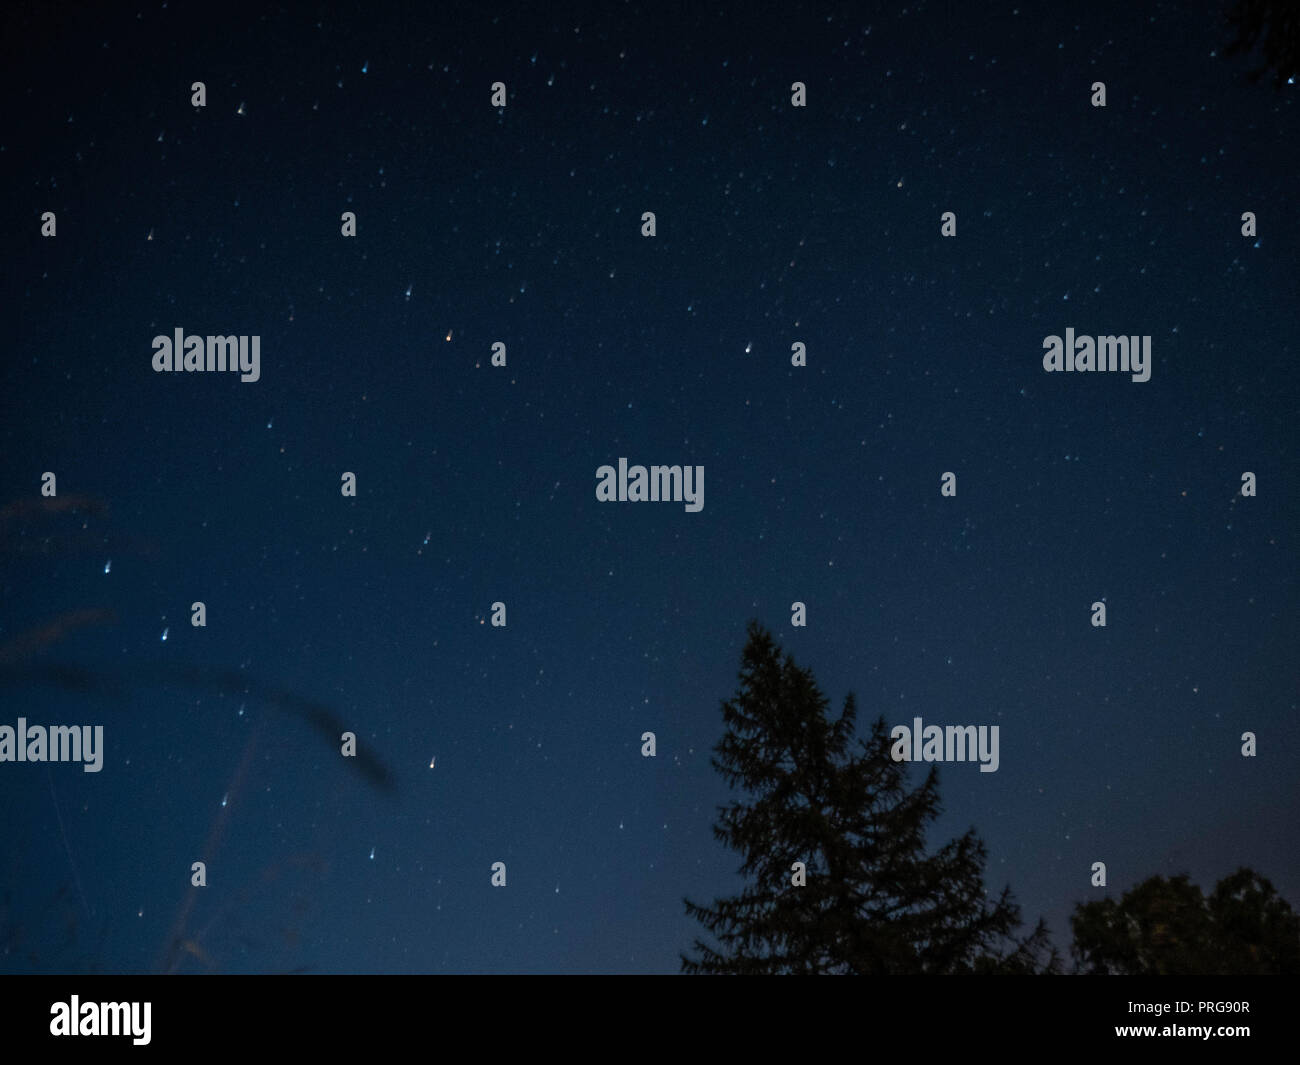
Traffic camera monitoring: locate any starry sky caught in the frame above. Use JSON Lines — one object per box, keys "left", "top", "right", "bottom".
{"left": 1, "top": 1, "right": 1296, "bottom": 974}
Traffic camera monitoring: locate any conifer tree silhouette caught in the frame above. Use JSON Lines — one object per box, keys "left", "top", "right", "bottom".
{"left": 683, "top": 621, "right": 1057, "bottom": 974}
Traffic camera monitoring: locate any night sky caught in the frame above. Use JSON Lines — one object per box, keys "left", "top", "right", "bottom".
{"left": 2, "top": 1, "right": 1296, "bottom": 975}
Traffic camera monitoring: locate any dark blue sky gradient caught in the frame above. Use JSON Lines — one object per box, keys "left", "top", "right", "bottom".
{"left": 2, "top": 1, "right": 1296, "bottom": 973}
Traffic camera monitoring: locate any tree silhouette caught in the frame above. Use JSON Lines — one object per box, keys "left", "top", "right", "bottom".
{"left": 1072, "top": 867, "right": 1300, "bottom": 974}
{"left": 683, "top": 621, "right": 1057, "bottom": 974}
{"left": 1224, "top": 0, "right": 1300, "bottom": 89}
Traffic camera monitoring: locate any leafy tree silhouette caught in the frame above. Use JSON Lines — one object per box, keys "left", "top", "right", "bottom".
{"left": 1071, "top": 868, "right": 1300, "bottom": 974}
{"left": 683, "top": 621, "right": 1057, "bottom": 974}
